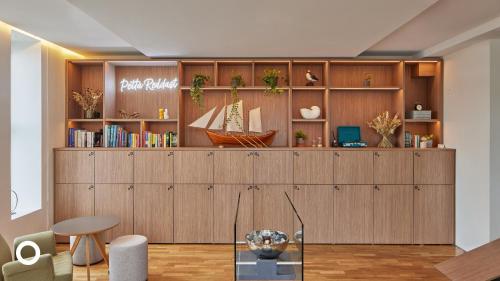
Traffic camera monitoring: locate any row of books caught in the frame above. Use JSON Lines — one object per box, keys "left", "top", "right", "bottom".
{"left": 143, "top": 131, "right": 177, "bottom": 148}
{"left": 68, "top": 128, "right": 102, "bottom": 148}
{"left": 103, "top": 125, "right": 177, "bottom": 148}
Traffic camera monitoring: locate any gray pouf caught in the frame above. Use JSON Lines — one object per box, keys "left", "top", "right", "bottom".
{"left": 109, "top": 235, "right": 148, "bottom": 281}
{"left": 70, "top": 234, "right": 103, "bottom": 265}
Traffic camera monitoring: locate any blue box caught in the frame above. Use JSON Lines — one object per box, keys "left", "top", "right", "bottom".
{"left": 337, "top": 126, "right": 361, "bottom": 145}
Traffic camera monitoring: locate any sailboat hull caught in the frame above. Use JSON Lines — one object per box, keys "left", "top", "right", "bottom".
{"left": 206, "top": 130, "right": 277, "bottom": 147}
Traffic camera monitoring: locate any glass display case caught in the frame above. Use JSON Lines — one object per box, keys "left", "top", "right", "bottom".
{"left": 234, "top": 191, "right": 304, "bottom": 280}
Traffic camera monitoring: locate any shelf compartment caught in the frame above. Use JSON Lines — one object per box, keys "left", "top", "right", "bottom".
{"left": 292, "top": 119, "right": 326, "bottom": 122}
{"left": 291, "top": 89, "right": 326, "bottom": 119}
{"left": 292, "top": 122, "right": 327, "bottom": 147}
{"left": 67, "top": 61, "right": 104, "bottom": 119}
{"left": 254, "top": 61, "right": 290, "bottom": 87}
{"left": 292, "top": 61, "right": 326, "bottom": 87}
{"left": 68, "top": 119, "right": 103, "bottom": 122}
{"left": 181, "top": 86, "right": 289, "bottom": 91}
{"left": 216, "top": 61, "right": 253, "bottom": 87}
{"left": 292, "top": 87, "right": 326, "bottom": 90}
{"left": 330, "top": 87, "right": 401, "bottom": 91}
{"left": 329, "top": 61, "right": 403, "bottom": 89}
{"left": 180, "top": 61, "right": 215, "bottom": 87}
{"left": 405, "top": 122, "right": 441, "bottom": 147}
{"left": 405, "top": 119, "right": 440, "bottom": 123}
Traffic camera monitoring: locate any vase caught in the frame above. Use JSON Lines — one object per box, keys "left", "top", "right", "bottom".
{"left": 296, "top": 138, "right": 305, "bottom": 147}
{"left": 84, "top": 109, "right": 95, "bottom": 119}
{"left": 378, "top": 134, "right": 393, "bottom": 148}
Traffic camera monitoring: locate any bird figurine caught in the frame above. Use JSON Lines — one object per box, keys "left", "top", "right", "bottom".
{"left": 305, "top": 70, "right": 319, "bottom": 86}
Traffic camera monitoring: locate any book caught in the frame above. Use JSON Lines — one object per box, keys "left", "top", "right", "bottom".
{"left": 68, "top": 128, "right": 100, "bottom": 148}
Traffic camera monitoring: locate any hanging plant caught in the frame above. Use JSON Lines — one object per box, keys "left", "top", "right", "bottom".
{"left": 190, "top": 74, "right": 210, "bottom": 108}
{"left": 262, "top": 69, "right": 285, "bottom": 95}
{"left": 227, "top": 74, "right": 246, "bottom": 131}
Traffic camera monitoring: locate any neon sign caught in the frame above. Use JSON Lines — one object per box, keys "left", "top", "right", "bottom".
{"left": 120, "top": 78, "right": 179, "bottom": 92}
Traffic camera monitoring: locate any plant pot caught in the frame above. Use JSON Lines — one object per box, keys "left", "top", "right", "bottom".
{"left": 84, "top": 110, "right": 95, "bottom": 119}
{"left": 296, "top": 138, "right": 305, "bottom": 147}
{"left": 377, "top": 134, "right": 393, "bottom": 148}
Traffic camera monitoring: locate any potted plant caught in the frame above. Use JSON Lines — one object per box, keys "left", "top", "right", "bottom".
{"left": 295, "top": 130, "right": 307, "bottom": 147}
{"left": 262, "top": 69, "right": 285, "bottom": 95}
{"left": 72, "top": 88, "right": 103, "bottom": 119}
{"left": 367, "top": 111, "right": 402, "bottom": 148}
{"left": 190, "top": 74, "right": 210, "bottom": 108}
{"left": 227, "top": 74, "right": 246, "bottom": 131}
{"left": 421, "top": 134, "right": 434, "bottom": 148}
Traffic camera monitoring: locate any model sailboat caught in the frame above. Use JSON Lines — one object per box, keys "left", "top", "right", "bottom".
{"left": 189, "top": 101, "right": 276, "bottom": 147}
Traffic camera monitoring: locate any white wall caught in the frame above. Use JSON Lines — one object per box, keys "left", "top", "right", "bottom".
{"left": 444, "top": 39, "right": 500, "bottom": 250}
{"left": 0, "top": 21, "right": 75, "bottom": 249}
{"left": 490, "top": 40, "right": 500, "bottom": 240}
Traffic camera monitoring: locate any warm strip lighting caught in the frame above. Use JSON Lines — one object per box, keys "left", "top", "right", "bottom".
{"left": 405, "top": 60, "right": 439, "bottom": 63}
{"left": 331, "top": 60, "right": 401, "bottom": 64}
{"left": 0, "top": 20, "right": 84, "bottom": 58}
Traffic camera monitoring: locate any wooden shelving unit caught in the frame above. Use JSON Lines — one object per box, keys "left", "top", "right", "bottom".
{"left": 66, "top": 58, "right": 443, "bottom": 148}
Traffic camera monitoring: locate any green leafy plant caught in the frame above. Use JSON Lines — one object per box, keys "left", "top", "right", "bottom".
{"left": 295, "top": 130, "right": 307, "bottom": 140}
{"left": 190, "top": 74, "right": 210, "bottom": 108}
{"left": 227, "top": 74, "right": 246, "bottom": 131}
{"left": 262, "top": 69, "right": 285, "bottom": 95}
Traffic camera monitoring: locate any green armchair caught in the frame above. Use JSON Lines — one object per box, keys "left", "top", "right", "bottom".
{"left": 1, "top": 231, "right": 72, "bottom": 281}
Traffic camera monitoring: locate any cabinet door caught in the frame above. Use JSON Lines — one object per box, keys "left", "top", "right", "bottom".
{"left": 134, "top": 184, "right": 174, "bottom": 243}
{"left": 134, "top": 151, "right": 174, "bottom": 183}
{"left": 213, "top": 185, "right": 254, "bottom": 243}
{"left": 414, "top": 150, "right": 455, "bottom": 184}
{"left": 54, "top": 184, "right": 95, "bottom": 223}
{"left": 373, "top": 185, "right": 413, "bottom": 244}
{"left": 174, "top": 151, "right": 214, "bottom": 184}
{"left": 333, "top": 185, "right": 373, "bottom": 244}
{"left": 414, "top": 185, "right": 454, "bottom": 244}
{"left": 95, "top": 151, "right": 134, "bottom": 183}
{"left": 253, "top": 151, "right": 293, "bottom": 184}
{"left": 333, "top": 151, "right": 373, "bottom": 184}
{"left": 254, "top": 185, "right": 294, "bottom": 236}
{"left": 293, "top": 185, "right": 333, "bottom": 243}
{"left": 174, "top": 184, "right": 213, "bottom": 243}
{"left": 55, "top": 151, "right": 94, "bottom": 183}
{"left": 293, "top": 151, "right": 334, "bottom": 184}
{"left": 214, "top": 151, "right": 254, "bottom": 184}
{"left": 95, "top": 184, "right": 134, "bottom": 242}
{"left": 374, "top": 151, "right": 413, "bottom": 184}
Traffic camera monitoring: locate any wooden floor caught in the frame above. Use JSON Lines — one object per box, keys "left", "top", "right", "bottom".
{"left": 57, "top": 244, "right": 462, "bottom": 281}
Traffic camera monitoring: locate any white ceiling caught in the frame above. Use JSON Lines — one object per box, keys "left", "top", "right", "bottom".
{"left": 1, "top": 0, "right": 500, "bottom": 57}
{"left": 67, "top": 0, "right": 436, "bottom": 57}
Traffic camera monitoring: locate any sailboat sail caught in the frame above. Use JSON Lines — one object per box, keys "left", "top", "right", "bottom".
{"left": 248, "top": 107, "right": 262, "bottom": 133}
{"left": 208, "top": 106, "right": 226, "bottom": 130}
{"left": 188, "top": 106, "right": 216, "bottom": 128}
{"left": 225, "top": 100, "right": 244, "bottom": 133}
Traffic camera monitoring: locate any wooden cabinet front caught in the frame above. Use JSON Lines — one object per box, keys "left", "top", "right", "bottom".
{"left": 254, "top": 185, "right": 294, "bottom": 236}
{"left": 293, "top": 185, "right": 333, "bottom": 243}
{"left": 54, "top": 184, "right": 95, "bottom": 223}
{"left": 414, "top": 150, "right": 455, "bottom": 184}
{"left": 414, "top": 185, "right": 454, "bottom": 244}
{"left": 55, "top": 151, "right": 94, "bottom": 183}
{"left": 174, "top": 151, "right": 214, "bottom": 184}
{"left": 373, "top": 185, "right": 413, "bottom": 244}
{"left": 95, "top": 151, "right": 134, "bottom": 183}
{"left": 213, "top": 185, "right": 254, "bottom": 243}
{"left": 95, "top": 184, "right": 134, "bottom": 242}
{"left": 134, "top": 151, "right": 174, "bottom": 183}
{"left": 253, "top": 151, "right": 293, "bottom": 184}
{"left": 293, "top": 151, "right": 334, "bottom": 184}
{"left": 214, "top": 151, "right": 254, "bottom": 184}
{"left": 333, "top": 151, "right": 373, "bottom": 184}
{"left": 134, "top": 184, "right": 174, "bottom": 243}
{"left": 174, "top": 184, "right": 213, "bottom": 243}
{"left": 333, "top": 185, "right": 373, "bottom": 244}
{"left": 374, "top": 151, "right": 413, "bottom": 184}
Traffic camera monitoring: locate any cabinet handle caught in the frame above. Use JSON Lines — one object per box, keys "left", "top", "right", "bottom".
{"left": 334, "top": 185, "right": 340, "bottom": 190}
{"left": 208, "top": 185, "right": 214, "bottom": 190}
{"left": 247, "top": 152, "right": 253, "bottom": 157}
{"left": 415, "top": 152, "right": 421, "bottom": 157}
{"left": 374, "top": 152, "right": 380, "bottom": 157}
{"left": 128, "top": 152, "right": 134, "bottom": 157}
{"left": 254, "top": 185, "right": 260, "bottom": 191}
{"left": 293, "top": 185, "right": 299, "bottom": 190}
{"left": 168, "top": 185, "right": 174, "bottom": 190}
{"left": 207, "top": 152, "right": 214, "bottom": 157}
{"left": 254, "top": 152, "right": 260, "bottom": 157}
{"left": 128, "top": 185, "right": 134, "bottom": 190}
{"left": 248, "top": 185, "right": 253, "bottom": 190}
{"left": 414, "top": 185, "right": 420, "bottom": 191}
{"left": 88, "top": 185, "right": 94, "bottom": 190}
{"left": 168, "top": 151, "right": 174, "bottom": 156}
{"left": 89, "top": 152, "right": 95, "bottom": 157}
{"left": 374, "top": 185, "right": 380, "bottom": 190}
{"left": 293, "top": 152, "right": 300, "bottom": 157}
{"left": 334, "top": 152, "right": 340, "bottom": 157}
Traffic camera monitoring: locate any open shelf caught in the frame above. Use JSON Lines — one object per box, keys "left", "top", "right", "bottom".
{"left": 68, "top": 119, "right": 103, "bottom": 122}
{"left": 292, "top": 119, "right": 326, "bottom": 122}
{"left": 67, "top": 61, "right": 104, "bottom": 119}
{"left": 330, "top": 87, "right": 401, "bottom": 91}
{"left": 292, "top": 87, "right": 326, "bottom": 90}
{"left": 291, "top": 61, "right": 326, "bottom": 87}
{"left": 180, "top": 61, "right": 215, "bottom": 87}
{"left": 329, "top": 61, "right": 403, "bottom": 89}
{"left": 405, "top": 119, "right": 440, "bottom": 123}
{"left": 216, "top": 61, "right": 253, "bottom": 87}
{"left": 254, "top": 61, "right": 290, "bottom": 87}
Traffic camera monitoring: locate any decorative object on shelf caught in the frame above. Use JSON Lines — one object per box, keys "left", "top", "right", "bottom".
{"left": 305, "top": 70, "right": 319, "bottom": 86}
{"left": 119, "top": 77, "right": 178, "bottom": 92}
{"left": 337, "top": 126, "right": 368, "bottom": 147}
{"left": 299, "top": 106, "right": 321, "bottom": 119}
{"left": 163, "top": 108, "right": 169, "bottom": 119}
{"left": 407, "top": 109, "right": 432, "bottom": 120}
{"left": 158, "top": 108, "right": 164, "bottom": 119}
{"left": 245, "top": 230, "right": 289, "bottom": 259}
{"left": 438, "top": 143, "right": 446, "bottom": 149}
{"left": 420, "top": 134, "right": 434, "bottom": 148}
{"left": 118, "top": 109, "right": 141, "bottom": 119}
{"left": 415, "top": 103, "right": 423, "bottom": 111}
{"left": 367, "top": 111, "right": 401, "bottom": 148}
{"left": 295, "top": 130, "right": 307, "bottom": 147}
{"left": 331, "top": 131, "right": 338, "bottom": 147}
{"left": 362, "top": 73, "right": 373, "bottom": 87}
{"left": 317, "top": 137, "right": 323, "bottom": 147}
{"left": 228, "top": 74, "right": 246, "bottom": 131}
{"left": 72, "top": 88, "right": 103, "bottom": 119}
{"left": 190, "top": 74, "right": 210, "bottom": 108}
{"left": 262, "top": 69, "right": 285, "bottom": 95}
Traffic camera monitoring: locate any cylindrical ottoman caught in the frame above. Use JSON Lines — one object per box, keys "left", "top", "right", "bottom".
{"left": 109, "top": 235, "right": 148, "bottom": 281}
{"left": 70, "top": 234, "right": 103, "bottom": 265}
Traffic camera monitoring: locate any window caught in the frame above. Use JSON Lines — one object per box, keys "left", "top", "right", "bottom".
{"left": 10, "top": 30, "right": 42, "bottom": 219}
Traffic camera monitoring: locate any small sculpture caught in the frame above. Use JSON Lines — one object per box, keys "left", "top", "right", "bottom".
{"left": 118, "top": 109, "right": 141, "bottom": 119}
{"left": 72, "top": 88, "right": 103, "bottom": 119}
{"left": 367, "top": 111, "right": 401, "bottom": 148}
{"left": 305, "top": 70, "right": 319, "bottom": 86}
{"left": 300, "top": 106, "right": 321, "bottom": 119}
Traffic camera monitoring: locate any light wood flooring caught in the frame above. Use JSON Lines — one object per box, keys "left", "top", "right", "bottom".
{"left": 56, "top": 244, "right": 463, "bottom": 281}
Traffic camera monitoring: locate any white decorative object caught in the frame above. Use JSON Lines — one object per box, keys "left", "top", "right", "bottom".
{"left": 208, "top": 106, "right": 226, "bottom": 130}
{"left": 300, "top": 106, "right": 321, "bottom": 119}
{"left": 109, "top": 235, "right": 148, "bottom": 281}
{"left": 188, "top": 106, "right": 216, "bottom": 128}
{"left": 163, "top": 108, "right": 169, "bottom": 119}
{"left": 119, "top": 78, "right": 178, "bottom": 92}
{"left": 249, "top": 107, "right": 262, "bottom": 133}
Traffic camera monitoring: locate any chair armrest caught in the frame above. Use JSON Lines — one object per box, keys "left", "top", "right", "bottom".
{"left": 2, "top": 253, "right": 55, "bottom": 281}
{"left": 14, "top": 231, "right": 56, "bottom": 258}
